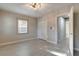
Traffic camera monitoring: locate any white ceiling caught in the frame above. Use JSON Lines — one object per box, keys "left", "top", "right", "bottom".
{"left": 0, "top": 3, "right": 79, "bottom": 18}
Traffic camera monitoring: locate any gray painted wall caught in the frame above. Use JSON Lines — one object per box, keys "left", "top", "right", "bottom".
{"left": 0, "top": 10, "right": 37, "bottom": 43}
{"left": 37, "top": 7, "right": 71, "bottom": 44}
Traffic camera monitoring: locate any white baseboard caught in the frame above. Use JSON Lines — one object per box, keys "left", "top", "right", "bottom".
{"left": 0, "top": 38, "right": 36, "bottom": 46}
{"left": 39, "top": 38, "right": 57, "bottom": 44}
{"left": 74, "top": 48, "right": 79, "bottom": 51}
{"left": 46, "top": 40, "right": 57, "bottom": 44}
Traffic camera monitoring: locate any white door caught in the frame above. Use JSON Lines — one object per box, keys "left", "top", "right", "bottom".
{"left": 69, "top": 7, "right": 74, "bottom": 56}
{"left": 37, "top": 19, "right": 47, "bottom": 40}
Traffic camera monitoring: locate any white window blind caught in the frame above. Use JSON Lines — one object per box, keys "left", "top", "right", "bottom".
{"left": 18, "top": 19, "right": 28, "bottom": 33}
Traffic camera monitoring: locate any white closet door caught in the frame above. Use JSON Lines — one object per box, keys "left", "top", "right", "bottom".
{"left": 37, "top": 18, "right": 47, "bottom": 40}
{"left": 69, "top": 6, "right": 74, "bottom": 56}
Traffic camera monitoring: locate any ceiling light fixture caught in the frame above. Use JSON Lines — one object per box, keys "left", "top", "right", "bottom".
{"left": 29, "top": 3, "right": 41, "bottom": 9}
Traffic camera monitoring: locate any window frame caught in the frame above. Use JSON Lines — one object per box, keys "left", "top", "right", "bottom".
{"left": 17, "top": 18, "right": 29, "bottom": 34}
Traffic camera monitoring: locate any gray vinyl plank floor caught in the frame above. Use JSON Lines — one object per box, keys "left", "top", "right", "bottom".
{"left": 0, "top": 39, "right": 67, "bottom": 56}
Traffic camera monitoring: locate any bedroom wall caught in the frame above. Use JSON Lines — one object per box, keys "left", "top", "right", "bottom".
{"left": 37, "top": 6, "right": 71, "bottom": 44}
{"left": 0, "top": 10, "right": 37, "bottom": 43}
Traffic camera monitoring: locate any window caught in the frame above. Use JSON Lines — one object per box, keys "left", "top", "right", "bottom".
{"left": 18, "top": 19, "right": 28, "bottom": 33}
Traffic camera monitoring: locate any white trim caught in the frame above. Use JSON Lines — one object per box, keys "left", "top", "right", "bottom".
{"left": 74, "top": 48, "right": 79, "bottom": 52}
{"left": 0, "top": 38, "right": 36, "bottom": 46}
{"left": 38, "top": 38, "right": 57, "bottom": 44}
{"left": 39, "top": 38, "right": 57, "bottom": 44}
{"left": 42, "top": 38, "right": 57, "bottom": 44}
{"left": 46, "top": 40, "right": 57, "bottom": 44}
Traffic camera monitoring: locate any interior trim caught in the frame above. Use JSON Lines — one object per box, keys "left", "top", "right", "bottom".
{"left": 46, "top": 39, "right": 57, "bottom": 44}
{"left": 40, "top": 38, "right": 57, "bottom": 44}
{"left": 0, "top": 38, "right": 36, "bottom": 47}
